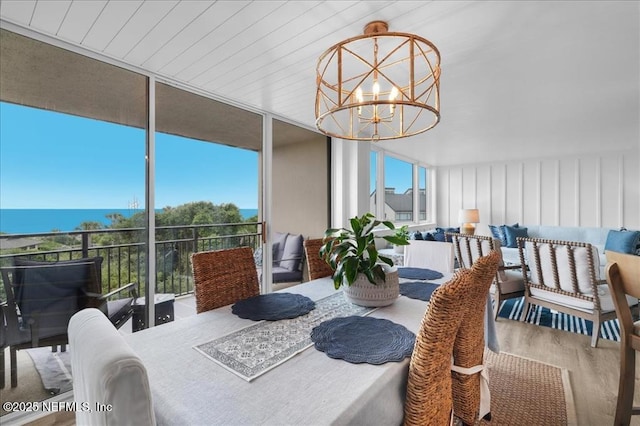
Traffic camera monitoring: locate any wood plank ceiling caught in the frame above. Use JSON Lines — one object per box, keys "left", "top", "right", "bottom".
{"left": 0, "top": 1, "right": 638, "bottom": 166}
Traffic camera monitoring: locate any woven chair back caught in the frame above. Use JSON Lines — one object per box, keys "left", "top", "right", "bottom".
{"left": 191, "top": 247, "right": 260, "bottom": 313}
{"left": 452, "top": 250, "right": 501, "bottom": 425}
{"left": 304, "top": 238, "right": 334, "bottom": 281}
{"left": 404, "top": 267, "right": 476, "bottom": 425}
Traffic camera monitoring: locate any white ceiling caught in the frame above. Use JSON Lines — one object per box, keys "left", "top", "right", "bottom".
{"left": 1, "top": 1, "right": 638, "bottom": 166}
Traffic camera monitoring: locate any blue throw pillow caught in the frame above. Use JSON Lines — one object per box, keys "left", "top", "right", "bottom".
{"left": 488, "top": 225, "right": 503, "bottom": 241}
{"left": 503, "top": 225, "right": 528, "bottom": 248}
{"left": 423, "top": 232, "right": 436, "bottom": 241}
{"left": 434, "top": 227, "right": 459, "bottom": 242}
{"left": 432, "top": 228, "right": 446, "bottom": 242}
{"left": 605, "top": 230, "right": 640, "bottom": 254}
{"left": 488, "top": 223, "right": 519, "bottom": 246}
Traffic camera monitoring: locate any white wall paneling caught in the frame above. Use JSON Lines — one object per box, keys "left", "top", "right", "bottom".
{"left": 435, "top": 149, "right": 640, "bottom": 230}
{"left": 522, "top": 161, "right": 539, "bottom": 226}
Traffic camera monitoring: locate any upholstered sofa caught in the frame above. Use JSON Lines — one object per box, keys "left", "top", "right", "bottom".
{"left": 261, "top": 232, "right": 304, "bottom": 283}
{"left": 476, "top": 224, "right": 640, "bottom": 278}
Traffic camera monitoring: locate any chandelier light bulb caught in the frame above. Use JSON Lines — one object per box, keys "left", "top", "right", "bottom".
{"left": 389, "top": 86, "right": 399, "bottom": 114}
{"left": 372, "top": 81, "right": 380, "bottom": 98}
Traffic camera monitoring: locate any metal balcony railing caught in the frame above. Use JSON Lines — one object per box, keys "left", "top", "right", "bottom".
{"left": 0, "top": 222, "right": 262, "bottom": 298}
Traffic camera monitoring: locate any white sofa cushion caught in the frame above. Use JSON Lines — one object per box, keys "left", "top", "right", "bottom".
{"left": 491, "top": 270, "right": 526, "bottom": 294}
{"left": 530, "top": 283, "right": 636, "bottom": 314}
{"left": 525, "top": 241, "right": 599, "bottom": 295}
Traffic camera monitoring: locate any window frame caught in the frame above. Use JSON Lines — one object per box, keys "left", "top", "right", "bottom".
{"left": 370, "top": 146, "right": 434, "bottom": 226}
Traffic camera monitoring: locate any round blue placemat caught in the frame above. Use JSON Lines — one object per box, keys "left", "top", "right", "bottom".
{"left": 397, "top": 267, "right": 444, "bottom": 280}
{"left": 232, "top": 293, "right": 315, "bottom": 321}
{"left": 311, "top": 316, "right": 415, "bottom": 364}
{"left": 399, "top": 281, "right": 440, "bottom": 301}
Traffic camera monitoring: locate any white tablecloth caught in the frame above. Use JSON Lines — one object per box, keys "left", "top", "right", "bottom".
{"left": 124, "top": 274, "right": 498, "bottom": 425}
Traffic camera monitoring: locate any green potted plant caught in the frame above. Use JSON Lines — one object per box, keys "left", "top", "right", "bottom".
{"left": 394, "top": 225, "right": 410, "bottom": 253}
{"left": 320, "top": 213, "right": 409, "bottom": 306}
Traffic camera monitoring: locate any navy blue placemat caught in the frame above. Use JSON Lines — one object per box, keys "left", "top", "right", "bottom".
{"left": 311, "top": 316, "right": 415, "bottom": 364}
{"left": 232, "top": 293, "right": 315, "bottom": 321}
{"left": 397, "top": 267, "right": 444, "bottom": 280}
{"left": 399, "top": 281, "right": 440, "bottom": 301}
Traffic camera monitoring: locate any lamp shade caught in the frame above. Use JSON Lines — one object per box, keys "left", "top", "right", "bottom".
{"left": 458, "top": 209, "right": 480, "bottom": 224}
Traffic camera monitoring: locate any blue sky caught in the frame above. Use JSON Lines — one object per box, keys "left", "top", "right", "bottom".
{"left": 0, "top": 102, "right": 259, "bottom": 209}
{"left": 1, "top": 102, "right": 415, "bottom": 210}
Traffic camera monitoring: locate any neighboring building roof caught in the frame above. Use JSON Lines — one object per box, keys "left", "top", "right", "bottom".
{"left": 0, "top": 237, "right": 42, "bottom": 250}
{"left": 383, "top": 189, "right": 427, "bottom": 213}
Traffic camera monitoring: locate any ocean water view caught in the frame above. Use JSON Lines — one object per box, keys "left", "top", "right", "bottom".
{"left": 0, "top": 208, "right": 259, "bottom": 234}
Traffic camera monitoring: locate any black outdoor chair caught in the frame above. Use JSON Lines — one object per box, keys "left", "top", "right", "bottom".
{"left": 0, "top": 256, "right": 137, "bottom": 388}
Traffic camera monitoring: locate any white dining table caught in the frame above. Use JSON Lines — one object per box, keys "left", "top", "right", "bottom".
{"left": 124, "top": 272, "right": 498, "bottom": 426}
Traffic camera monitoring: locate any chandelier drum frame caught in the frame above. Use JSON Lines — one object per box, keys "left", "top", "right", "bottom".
{"left": 315, "top": 21, "right": 441, "bottom": 141}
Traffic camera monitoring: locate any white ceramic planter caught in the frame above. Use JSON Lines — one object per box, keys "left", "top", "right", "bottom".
{"left": 342, "top": 267, "right": 399, "bottom": 307}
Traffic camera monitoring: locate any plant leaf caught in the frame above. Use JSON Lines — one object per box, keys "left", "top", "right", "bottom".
{"left": 383, "top": 235, "right": 410, "bottom": 245}
{"left": 381, "top": 220, "right": 395, "bottom": 229}
{"left": 372, "top": 264, "right": 386, "bottom": 282}
{"left": 379, "top": 255, "right": 394, "bottom": 267}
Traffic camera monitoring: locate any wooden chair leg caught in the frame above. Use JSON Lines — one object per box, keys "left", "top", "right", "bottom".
{"left": 519, "top": 299, "right": 530, "bottom": 322}
{"left": 591, "top": 318, "right": 601, "bottom": 348}
{"left": 493, "top": 294, "right": 501, "bottom": 320}
{"left": 615, "top": 345, "right": 635, "bottom": 426}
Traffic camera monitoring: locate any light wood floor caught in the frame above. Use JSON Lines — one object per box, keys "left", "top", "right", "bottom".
{"left": 2, "top": 295, "right": 640, "bottom": 425}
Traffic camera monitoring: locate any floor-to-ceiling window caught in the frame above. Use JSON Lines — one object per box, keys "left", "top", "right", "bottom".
{"left": 0, "top": 27, "right": 331, "bottom": 418}
{"left": 154, "top": 82, "right": 262, "bottom": 295}
{"left": 0, "top": 28, "right": 147, "bottom": 413}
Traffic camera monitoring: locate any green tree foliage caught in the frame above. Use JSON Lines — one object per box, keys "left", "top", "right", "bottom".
{"left": 2, "top": 202, "right": 258, "bottom": 296}
{"left": 76, "top": 221, "right": 104, "bottom": 231}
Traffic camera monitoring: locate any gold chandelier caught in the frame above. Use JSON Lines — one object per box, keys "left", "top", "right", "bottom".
{"left": 315, "top": 21, "right": 441, "bottom": 141}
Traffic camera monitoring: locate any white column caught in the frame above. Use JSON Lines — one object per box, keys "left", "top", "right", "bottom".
{"left": 145, "top": 76, "right": 156, "bottom": 326}
{"left": 261, "top": 114, "right": 273, "bottom": 294}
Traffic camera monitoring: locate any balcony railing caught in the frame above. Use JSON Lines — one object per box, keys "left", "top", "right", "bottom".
{"left": 0, "top": 222, "right": 262, "bottom": 298}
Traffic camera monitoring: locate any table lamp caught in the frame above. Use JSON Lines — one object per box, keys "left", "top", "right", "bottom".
{"left": 459, "top": 209, "right": 480, "bottom": 235}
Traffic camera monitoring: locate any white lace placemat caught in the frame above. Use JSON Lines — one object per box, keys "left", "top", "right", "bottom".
{"left": 194, "top": 291, "right": 376, "bottom": 381}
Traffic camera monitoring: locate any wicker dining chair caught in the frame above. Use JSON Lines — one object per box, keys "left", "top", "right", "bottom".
{"left": 303, "top": 238, "right": 334, "bottom": 281}
{"left": 451, "top": 250, "right": 501, "bottom": 425}
{"left": 191, "top": 247, "right": 260, "bottom": 314}
{"left": 404, "top": 267, "right": 475, "bottom": 425}
{"left": 605, "top": 250, "right": 640, "bottom": 426}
